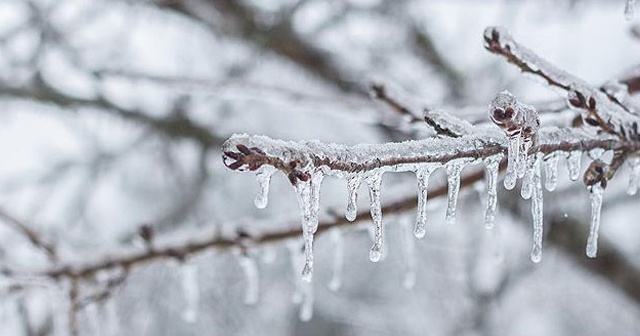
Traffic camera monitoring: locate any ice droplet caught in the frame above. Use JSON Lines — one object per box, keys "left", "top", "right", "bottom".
{"left": 414, "top": 164, "right": 439, "bottom": 238}
{"left": 566, "top": 151, "right": 582, "bottom": 181}
{"left": 239, "top": 254, "right": 259, "bottom": 304}
{"left": 504, "top": 136, "right": 520, "bottom": 190}
{"left": 625, "top": 0, "right": 637, "bottom": 20}
{"left": 586, "top": 183, "right": 604, "bottom": 258}
{"left": 520, "top": 155, "right": 537, "bottom": 200}
{"left": 181, "top": 263, "right": 200, "bottom": 322}
{"left": 530, "top": 156, "right": 544, "bottom": 263}
{"left": 254, "top": 167, "right": 275, "bottom": 209}
{"left": 328, "top": 229, "right": 344, "bottom": 291}
{"left": 627, "top": 157, "right": 640, "bottom": 195}
{"left": 345, "top": 174, "right": 362, "bottom": 221}
{"left": 484, "top": 154, "right": 503, "bottom": 229}
{"left": 445, "top": 159, "right": 470, "bottom": 225}
{"left": 366, "top": 172, "right": 384, "bottom": 262}
{"left": 402, "top": 217, "right": 417, "bottom": 289}
{"left": 543, "top": 152, "right": 559, "bottom": 192}
{"left": 299, "top": 280, "right": 314, "bottom": 321}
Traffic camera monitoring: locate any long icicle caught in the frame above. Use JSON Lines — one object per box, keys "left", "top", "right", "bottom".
{"left": 294, "top": 171, "right": 322, "bottom": 282}
{"left": 445, "top": 159, "right": 470, "bottom": 225}
{"left": 543, "top": 152, "right": 559, "bottom": 191}
{"left": 504, "top": 136, "right": 520, "bottom": 190}
{"left": 345, "top": 174, "right": 362, "bottom": 221}
{"left": 328, "top": 229, "right": 344, "bottom": 291}
{"left": 586, "top": 183, "right": 605, "bottom": 258}
{"left": 402, "top": 217, "right": 417, "bottom": 289}
{"left": 414, "top": 164, "right": 439, "bottom": 238}
{"left": 239, "top": 254, "right": 259, "bottom": 305}
{"left": 180, "top": 263, "right": 200, "bottom": 322}
{"left": 367, "top": 172, "right": 384, "bottom": 262}
{"left": 483, "top": 154, "right": 502, "bottom": 229}
{"left": 530, "top": 154, "right": 544, "bottom": 263}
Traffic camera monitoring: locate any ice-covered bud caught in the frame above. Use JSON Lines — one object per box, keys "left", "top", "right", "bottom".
{"left": 583, "top": 160, "right": 608, "bottom": 189}
{"left": 489, "top": 90, "right": 519, "bottom": 136}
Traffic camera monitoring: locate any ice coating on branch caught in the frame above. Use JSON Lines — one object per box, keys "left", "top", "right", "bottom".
{"left": 181, "top": 263, "right": 200, "bottom": 322}
{"left": 299, "top": 279, "right": 314, "bottom": 321}
{"left": 586, "top": 183, "right": 604, "bottom": 258}
{"left": 366, "top": 172, "right": 384, "bottom": 262}
{"left": 530, "top": 155, "right": 544, "bottom": 263}
{"left": 345, "top": 174, "right": 362, "bottom": 221}
{"left": 239, "top": 254, "right": 259, "bottom": 304}
{"left": 566, "top": 151, "right": 582, "bottom": 181}
{"left": 402, "top": 217, "right": 417, "bottom": 289}
{"left": 488, "top": 90, "right": 539, "bottom": 189}
{"left": 520, "top": 155, "right": 536, "bottom": 200}
{"left": 445, "top": 159, "right": 472, "bottom": 225}
{"left": 423, "top": 108, "right": 474, "bottom": 137}
{"left": 627, "top": 157, "right": 640, "bottom": 195}
{"left": 543, "top": 152, "right": 559, "bottom": 191}
{"left": 626, "top": 0, "right": 637, "bottom": 20}
{"left": 414, "top": 164, "right": 439, "bottom": 238}
{"left": 294, "top": 172, "right": 323, "bottom": 281}
{"left": 328, "top": 229, "right": 344, "bottom": 291}
{"left": 254, "top": 166, "right": 276, "bottom": 209}
{"left": 483, "top": 154, "right": 502, "bottom": 229}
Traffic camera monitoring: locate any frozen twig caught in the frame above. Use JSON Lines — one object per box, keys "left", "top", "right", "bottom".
{"left": 0, "top": 207, "right": 58, "bottom": 262}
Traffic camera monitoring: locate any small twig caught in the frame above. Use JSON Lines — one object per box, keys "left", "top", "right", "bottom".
{"left": 0, "top": 207, "right": 58, "bottom": 262}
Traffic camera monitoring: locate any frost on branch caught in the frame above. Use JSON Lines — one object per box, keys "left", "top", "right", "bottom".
{"left": 222, "top": 27, "right": 640, "bottom": 281}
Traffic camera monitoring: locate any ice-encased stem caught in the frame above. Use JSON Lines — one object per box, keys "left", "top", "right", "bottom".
{"left": 543, "top": 152, "right": 559, "bottom": 192}
{"left": 328, "top": 229, "right": 344, "bottom": 291}
{"left": 254, "top": 166, "right": 275, "bottom": 209}
{"left": 299, "top": 279, "right": 314, "bottom": 321}
{"left": 414, "top": 164, "right": 438, "bottom": 238}
{"left": 504, "top": 136, "right": 520, "bottom": 190}
{"left": 586, "top": 183, "right": 604, "bottom": 258}
{"left": 366, "top": 172, "right": 384, "bottom": 262}
{"left": 566, "top": 151, "right": 582, "bottom": 181}
{"left": 627, "top": 158, "right": 640, "bottom": 195}
{"left": 520, "top": 155, "right": 537, "bottom": 200}
{"left": 530, "top": 157, "right": 544, "bottom": 263}
{"left": 181, "top": 263, "right": 200, "bottom": 322}
{"left": 345, "top": 174, "right": 362, "bottom": 221}
{"left": 239, "top": 254, "right": 259, "bottom": 305}
{"left": 483, "top": 154, "right": 502, "bottom": 229}
{"left": 445, "top": 159, "right": 469, "bottom": 225}
{"left": 402, "top": 218, "right": 417, "bottom": 289}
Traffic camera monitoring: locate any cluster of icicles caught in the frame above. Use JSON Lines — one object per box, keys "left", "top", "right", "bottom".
{"left": 249, "top": 146, "right": 618, "bottom": 284}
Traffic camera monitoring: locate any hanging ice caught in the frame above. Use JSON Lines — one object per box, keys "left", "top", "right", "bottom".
{"left": 483, "top": 154, "right": 502, "bottom": 229}
{"left": 520, "top": 155, "right": 537, "bottom": 200}
{"left": 516, "top": 139, "right": 532, "bottom": 179}
{"left": 414, "top": 164, "right": 439, "bottom": 238}
{"left": 299, "top": 279, "right": 314, "bottom": 321}
{"left": 181, "top": 263, "right": 200, "bottom": 322}
{"left": 504, "top": 136, "right": 520, "bottom": 190}
{"left": 627, "top": 157, "right": 640, "bottom": 195}
{"left": 254, "top": 166, "right": 276, "bottom": 209}
{"left": 445, "top": 159, "right": 470, "bottom": 225}
{"left": 239, "top": 254, "right": 259, "bottom": 304}
{"left": 328, "top": 229, "right": 344, "bottom": 291}
{"left": 586, "top": 183, "right": 604, "bottom": 258}
{"left": 566, "top": 151, "right": 582, "bottom": 181}
{"left": 626, "top": 0, "right": 637, "bottom": 20}
{"left": 402, "top": 217, "right": 417, "bottom": 289}
{"left": 530, "top": 156, "right": 544, "bottom": 263}
{"left": 345, "top": 174, "right": 362, "bottom": 221}
{"left": 104, "top": 299, "right": 120, "bottom": 336}
{"left": 543, "top": 152, "right": 559, "bottom": 191}
{"left": 287, "top": 243, "right": 303, "bottom": 304}
{"left": 294, "top": 172, "right": 323, "bottom": 281}
{"left": 366, "top": 172, "right": 384, "bottom": 262}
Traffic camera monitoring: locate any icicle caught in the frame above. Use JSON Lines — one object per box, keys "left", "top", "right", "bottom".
{"left": 85, "top": 304, "right": 101, "bottom": 336}
{"left": 414, "top": 164, "right": 439, "bottom": 238}
{"left": 181, "top": 263, "right": 199, "bottom": 322}
{"left": 366, "top": 172, "right": 384, "bottom": 262}
{"left": 516, "top": 138, "right": 532, "bottom": 179}
{"left": 566, "top": 151, "right": 582, "bottom": 181}
{"left": 626, "top": 0, "right": 637, "bottom": 20}
{"left": 299, "top": 280, "right": 314, "bottom": 321}
{"left": 504, "top": 136, "right": 520, "bottom": 190}
{"left": 254, "top": 166, "right": 276, "bottom": 209}
{"left": 103, "top": 299, "right": 120, "bottom": 336}
{"left": 445, "top": 159, "right": 469, "bottom": 225}
{"left": 287, "top": 243, "right": 303, "bottom": 304}
{"left": 294, "top": 171, "right": 322, "bottom": 281}
{"left": 345, "top": 174, "right": 362, "bottom": 221}
{"left": 520, "top": 155, "right": 537, "bottom": 200}
{"left": 586, "top": 183, "right": 604, "bottom": 258}
{"left": 328, "top": 229, "right": 344, "bottom": 291}
{"left": 543, "top": 152, "right": 559, "bottom": 192}
{"left": 239, "top": 254, "right": 259, "bottom": 304}
{"left": 530, "top": 156, "right": 544, "bottom": 263}
{"left": 402, "top": 217, "right": 417, "bottom": 289}
{"left": 483, "top": 154, "right": 502, "bottom": 229}
{"left": 627, "top": 157, "right": 640, "bottom": 195}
